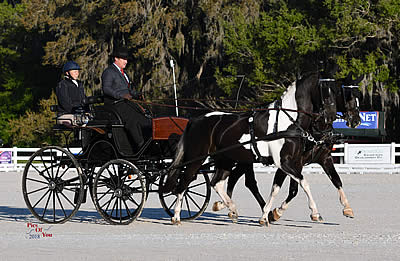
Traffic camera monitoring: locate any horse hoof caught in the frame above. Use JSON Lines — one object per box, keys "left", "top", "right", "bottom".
{"left": 259, "top": 218, "right": 270, "bottom": 227}
{"left": 310, "top": 214, "right": 324, "bottom": 222}
{"left": 343, "top": 208, "right": 354, "bottom": 218}
{"left": 268, "top": 208, "right": 281, "bottom": 223}
{"left": 212, "top": 201, "right": 226, "bottom": 212}
{"left": 171, "top": 217, "right": 182, "bottom": 226}
{"left": 228, "top": 211, "right": 238, "bottom": 223}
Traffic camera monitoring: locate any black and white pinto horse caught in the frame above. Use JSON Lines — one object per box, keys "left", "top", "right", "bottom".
{"left": 212, "top": 86, "right": 361, "bottom": 222}
{"left": 162, "top": 72, "right": 344, "bottom": 225}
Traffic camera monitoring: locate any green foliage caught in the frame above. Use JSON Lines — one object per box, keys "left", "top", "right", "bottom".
{"left": 1, "top": 0, "right": 400, "bottom": 145}
{"left": 8, "top": 92, "right": 61, "bottom": 147}
{"left": 217, "top": 2, "right": 322, "bottom": 102}
{"left": 217, "top": 0, "right": 400, "bottom": 105}
{"left": 0, "top": 0, "right": 34, "bottom": 144}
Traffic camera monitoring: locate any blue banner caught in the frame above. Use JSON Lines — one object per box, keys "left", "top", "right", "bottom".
{"left": 333, "top": 111, "right": 379, "bottom": 129}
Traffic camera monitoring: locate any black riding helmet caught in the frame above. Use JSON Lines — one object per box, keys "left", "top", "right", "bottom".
{"left": 63, "top": 61, "right": 81, "bottom": 73}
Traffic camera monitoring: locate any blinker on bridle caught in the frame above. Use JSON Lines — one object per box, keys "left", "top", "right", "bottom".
{"left": 319, "top": 79, "right": 336, "bottom": 123}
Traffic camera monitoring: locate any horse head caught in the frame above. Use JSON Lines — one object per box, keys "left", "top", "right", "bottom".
{"left": 318, "top": 60, "right": 362, "bottom": 129}
{"left": 340, "top": 85, "right": 362, "bottom": 128}
{"left": 318, "top": 79, "right": 338, "bottom": 125}
{"left": 334, "top": 73, "right": 363, "bottom": 128}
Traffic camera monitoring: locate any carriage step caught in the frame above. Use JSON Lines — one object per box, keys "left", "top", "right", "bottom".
{"left": 74, "top": 188, "right": 87, "bottom": 204}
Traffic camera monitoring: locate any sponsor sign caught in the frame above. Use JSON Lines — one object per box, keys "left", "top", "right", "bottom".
{"left": 333, "top": 111, "right": 378, "bottom": 129}
{"left": 346, "top": 144, "right": 391, "bottom": 164}
{"left": 0, "top": 151, "right": 12, "bottom": 164}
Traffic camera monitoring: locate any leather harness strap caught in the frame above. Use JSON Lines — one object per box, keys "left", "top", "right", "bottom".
{"left": 273, "top": 100, "right": 282, "bottom": 133}
{"left": 248, "top": 112, "right": 269, "bottom": 165}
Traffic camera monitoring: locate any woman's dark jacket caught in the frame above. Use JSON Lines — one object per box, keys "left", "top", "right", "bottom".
{"left": 56, "top": 77, "right": 88, "bottom": 115}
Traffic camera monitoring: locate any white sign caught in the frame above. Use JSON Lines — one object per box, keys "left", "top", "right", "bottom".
{"left": 346, "top": 144, "right": 391, "bottom": 164}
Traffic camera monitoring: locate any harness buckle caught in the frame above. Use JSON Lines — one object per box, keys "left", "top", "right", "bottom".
{"left": 302, "top": 131, "right": 318, "bottom": 143}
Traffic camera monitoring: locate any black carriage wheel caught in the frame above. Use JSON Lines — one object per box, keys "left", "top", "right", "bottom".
{"left": 85, "top": 139, "right": 118, "bottom": 203}
{"left": 93, "top": 159, "right": 146, "bottom": 225}
{"left": 159, "top": 172, "right": 211, "bottom": 221}
{"left": 22, "top": 146, "right": 84, "bottom": 224}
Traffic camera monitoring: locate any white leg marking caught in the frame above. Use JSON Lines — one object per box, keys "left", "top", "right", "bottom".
{"left": 172, "top": 193, "right": 184, "bottom": 225}
{"left": 338, "top": 188, "right": 354, "bottom": 218}
{"left": 299, "top": 179, "right": 322, "bottom": 221}
{"left": 276, "top": 201, "right": 289, "bottom": 216}
{"left": 260, "top": 184, "right": 280, "bottom": 226}
{"left": 213, "top": 179, "right": 238, "bottom": 222}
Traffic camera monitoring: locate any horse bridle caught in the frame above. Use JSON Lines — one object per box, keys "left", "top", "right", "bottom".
{"left": 336, "top": 85, "right": 361, "bottom": 127}
{"left": 318, "top": 78, "right": 337, "bottom": 124}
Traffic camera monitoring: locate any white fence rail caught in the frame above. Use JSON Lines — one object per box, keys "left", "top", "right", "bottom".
{"left": 1, "top": 144, "right": 400, "bottom": 174}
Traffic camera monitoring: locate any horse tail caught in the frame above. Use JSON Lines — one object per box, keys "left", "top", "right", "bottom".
{"left": 161, "top": 121, "right": 191, "bottom": 193}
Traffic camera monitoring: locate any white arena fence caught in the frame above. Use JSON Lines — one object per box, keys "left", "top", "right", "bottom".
{"left": 1, "top": 143, "right": 400, "bottom": 174}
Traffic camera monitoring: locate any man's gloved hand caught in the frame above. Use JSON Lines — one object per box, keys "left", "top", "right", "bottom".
{"left": 131, "top": 90, "right": 143, "bottom": 100}
{"left": 122, "top": 93, "right": 132, "bottom": 100}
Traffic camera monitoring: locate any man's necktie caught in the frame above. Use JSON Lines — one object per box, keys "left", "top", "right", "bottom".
{"left": 120, "top": 69, "right": 124, "bottom": 76}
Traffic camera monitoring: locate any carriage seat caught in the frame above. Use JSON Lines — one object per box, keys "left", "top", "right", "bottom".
{"left": 51, "top": 95, "right": 108, "bottom": 130}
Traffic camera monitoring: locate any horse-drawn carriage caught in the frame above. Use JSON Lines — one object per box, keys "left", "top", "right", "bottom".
{"left": 22, "top": 97, "right": 212, "bottom": 225}
{"left": 22, "top": 72, "right": 362, "bottom": 226}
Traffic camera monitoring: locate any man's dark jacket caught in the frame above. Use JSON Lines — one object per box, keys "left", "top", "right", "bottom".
{"left": 101, "top": 64, "right": 131, "bottom": 104}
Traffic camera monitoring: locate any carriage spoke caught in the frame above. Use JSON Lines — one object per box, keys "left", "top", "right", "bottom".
{"left": 96, "top": 179, "right": 111, "bottom": 188}
{"left": 63, "top": 187, "right": 79, "bottom": 193}
{"left": 185, "top": 192, "right": 202, "bottom": 210}
{"left": 184, "top": 194, "right": 192, "bottom": 217}
{"left": 62, "top": 176, "right": 80, "bottom": 185}
{"left": 167, "top": 197, "right": 177, "bottom": 210}
{"left": 129, "top": 186, "right": 144, "bottom": 194}
{"left": 54, "top": 150, "right": 63, "bottom": 179}
{"left": 187, "top": 181, "right": 206, "bottom": 190}
{"left": 186, "top": 189, "right": 207, "bottom": 198}
{"left": 110, "top": 198, "right": 118, "bottom": 217}
{"left": 50, "top": 148, "right": 55, "bottom": 180}
{"left": 119, "top": 198, "right": 122, "bottom": 223}
{"left": 58, "top": 190, "right": 77, "bottom": 208}
{"left": 101, "top": 195, "right": 115, "bottom": 211}
{"left": 58, "top": 163, "right": 73, "bottom": 180}
{"left": 97, "top": 188, "right": 112, "bottom": 201}
{"left": 122, "top": 199, "right": 132, "bottom": 216}
{"left": 41, "top": 190, "right": 52, "bottom": 218}
{"left": 52, "top": 190, "right": 56, "bottom": 222}
{"left": 55, "top": 191, "right": 67, "bottom": 218}
{"left": 30, "top": 165, "right": 51, "bottom": 181}
{"left": 32, "top": 189, "right": 50, "bottom": 208}
{"left": 27, "top": 186, "right": 48, "bottom": 195}
{"left": 40, "top": 154, "right": 54, "bottom": 180}
{"left": 106, "top": 169, "right": 117, "bottom": 187}
{"left": 110, "top": 164, "right": 120, "bottom": 186}
{"left": 26, "top": 177, "right": 49, "bottom": 185}
{"left": 127, "top": 195, "right": 140, "bottom": 208}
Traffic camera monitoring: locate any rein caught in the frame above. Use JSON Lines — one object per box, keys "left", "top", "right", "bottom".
{"left": 128, "top": 98, "right": 318, "bottom": 118}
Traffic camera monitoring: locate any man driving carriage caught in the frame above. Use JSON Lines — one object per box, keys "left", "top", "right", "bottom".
{"left": 101, "top": 46, "right": 152, "bottom": 149}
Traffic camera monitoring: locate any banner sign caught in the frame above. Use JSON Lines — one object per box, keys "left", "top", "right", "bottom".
{"left": 346, "top": 144, "right": 391, "bottom": 164}
{"left": 0, "top": 151, "right": 12, "bottom": 164}
{"left": 333, "top": 111, "right": 378, "bottom": 129}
